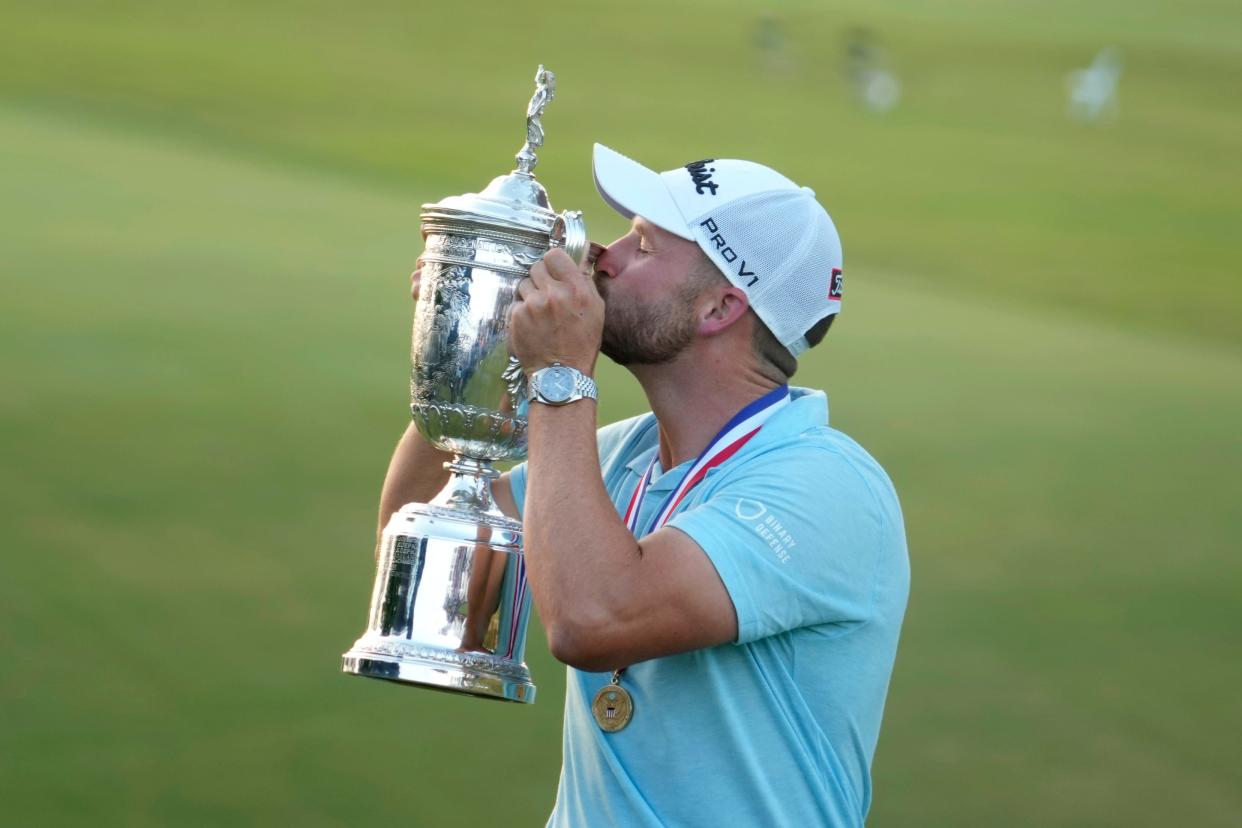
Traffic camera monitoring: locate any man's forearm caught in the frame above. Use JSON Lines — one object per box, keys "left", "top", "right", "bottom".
{"left": 523, "top": 401, "right": 642, "bottom": 665}
{"left": 376, "top": 421, "right": 452, "bottom": 536}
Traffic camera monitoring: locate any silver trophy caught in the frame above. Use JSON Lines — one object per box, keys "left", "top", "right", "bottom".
{"left": 342, "top": 66, "right": 587, "bottom": 703}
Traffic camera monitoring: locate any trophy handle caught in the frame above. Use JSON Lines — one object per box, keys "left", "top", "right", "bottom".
{"left": 550, "top": 210, "right": 587, "bottom": 266}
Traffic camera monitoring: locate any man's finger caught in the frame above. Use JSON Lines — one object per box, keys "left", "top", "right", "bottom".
{"left": 542, "top": 247, "right": 583, "bottom": 282}
{"left": 515, "top": 276, "right": 536, "bottom": 301}
{"left": 527, "top": 259, "right": 552, "bottom": 290}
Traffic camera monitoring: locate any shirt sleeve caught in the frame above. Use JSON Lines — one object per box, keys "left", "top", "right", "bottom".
{"left": 504, "top": 460, "right": 528, "bottom": 518}
{"left": 666, "top": 444, "right": 888, "bottom": 644}
{"left": 501, "top": 413, "right": 652, "bottom": 519}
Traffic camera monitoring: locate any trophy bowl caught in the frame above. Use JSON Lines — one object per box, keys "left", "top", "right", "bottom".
{"left": 342, "top": 66, "right": 585, "bottom": 703}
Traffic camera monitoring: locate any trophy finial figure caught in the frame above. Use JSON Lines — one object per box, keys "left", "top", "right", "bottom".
{"left": 515, "top": 65, "right": 557, "bottom": 174}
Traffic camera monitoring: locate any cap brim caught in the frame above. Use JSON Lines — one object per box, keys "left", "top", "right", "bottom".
{"left": 592, "top": 144, "right": 693, "bottom": 240}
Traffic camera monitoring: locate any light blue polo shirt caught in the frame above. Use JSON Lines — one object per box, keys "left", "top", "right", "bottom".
{"left": 508, "top": 388, "right": 909, "bottom": 827}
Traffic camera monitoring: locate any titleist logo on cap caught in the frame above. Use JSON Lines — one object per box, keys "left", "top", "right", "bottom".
{"left": 684, "top": 159, "right": 719, "bottom": 195}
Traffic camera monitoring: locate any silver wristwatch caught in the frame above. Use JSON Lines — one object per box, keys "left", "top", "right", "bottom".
{"left": 529, "top": 362, "right": 598, "bottom": 406}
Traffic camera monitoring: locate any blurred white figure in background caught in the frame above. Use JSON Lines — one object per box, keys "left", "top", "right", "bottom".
{"left": 1067, "top": 47, "right": 1123, "bottom": 124}
{"left": 754, "top": 13, "right": 794, "bottom": 73}
{"left": 843, "top": 27, "right": 901, "bottom": 114}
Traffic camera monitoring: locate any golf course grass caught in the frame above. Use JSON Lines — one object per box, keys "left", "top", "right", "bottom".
{"left": 2, "top": 1, "right": 1240, "bottom": 825}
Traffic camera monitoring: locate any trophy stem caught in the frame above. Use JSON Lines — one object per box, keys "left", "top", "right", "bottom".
{"left": 438, "top": 457, "right": 502, "bottom": 517}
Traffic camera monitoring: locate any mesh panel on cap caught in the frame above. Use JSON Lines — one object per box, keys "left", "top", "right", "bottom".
{"left": 688, "top": 190, "right": 843, "bottom": 354}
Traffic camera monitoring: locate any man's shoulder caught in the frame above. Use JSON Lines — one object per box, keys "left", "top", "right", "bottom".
{"left": 794, "top": 424, "right": 895, "bottom": 490}
{"left": 724, "top": 391, "right": 902, "bottom": 520}
{"left": 756, "top": 388, "right": 891, "bottom": 468}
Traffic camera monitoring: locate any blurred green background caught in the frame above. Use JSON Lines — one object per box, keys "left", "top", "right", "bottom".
{"left": 2, "top": 0, "right": 1240, "bottom": 825}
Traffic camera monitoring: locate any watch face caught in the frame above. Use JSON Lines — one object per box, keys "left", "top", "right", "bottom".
{"left": 541, "top": 366, "right": 575, "bottom": 402}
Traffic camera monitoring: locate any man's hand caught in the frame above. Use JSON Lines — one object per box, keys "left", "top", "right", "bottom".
{"left": 509, "top": 248, "right": 604, "bottom": 376}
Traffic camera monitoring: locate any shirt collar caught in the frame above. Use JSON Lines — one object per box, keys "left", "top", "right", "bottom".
{"left": 621, "top": 387, "right": 828, "bottom": 479}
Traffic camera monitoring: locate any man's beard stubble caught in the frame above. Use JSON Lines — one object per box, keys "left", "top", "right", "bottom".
{"left": 594, "top": 273, "right": 700, "bottom": 366}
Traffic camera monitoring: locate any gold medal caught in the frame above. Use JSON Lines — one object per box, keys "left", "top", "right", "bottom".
{"left": 591, "top": 672, "right": 633, "bottom": 732}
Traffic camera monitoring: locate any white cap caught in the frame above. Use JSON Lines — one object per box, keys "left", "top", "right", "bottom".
{"left": 592, "top": 143, "right": 843, "bottom": 357}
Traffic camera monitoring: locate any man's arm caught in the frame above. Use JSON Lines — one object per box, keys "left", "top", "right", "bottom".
{"left": 375, "top": 421, "right": 451, "bottom": 535}
{"left": 509, "top": 249, "right": 737, "bottom": 672}
{"left": 523, "top": 403, "right": 737, "bottom": 672}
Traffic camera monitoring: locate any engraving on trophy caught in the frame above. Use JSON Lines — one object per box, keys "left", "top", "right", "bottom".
{"left": 389, "top": 542, "right": 422, "bottom": 567}
{"left": 434, "top": 234, "right": 479, "bottom": 258}
{"left": 409, "top": 401, "right": 526, "bottom": 460}
{"left": 509, "top": 249, "right": 543, "bottom": 268}
{"left": 477, "top": 237, "right": 543, "bottom": 269}
{"left": 410, "top": 262, "right": 470, "bottom": 402}
{"left": 355, "top": 638, "right": 534, "bottom": 680}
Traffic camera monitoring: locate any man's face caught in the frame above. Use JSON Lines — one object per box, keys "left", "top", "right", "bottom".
{"left": 593, "top": 218, "right": 712, "bottom": 366}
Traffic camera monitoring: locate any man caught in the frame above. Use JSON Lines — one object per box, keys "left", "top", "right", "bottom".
{"left": 380, "top": 144, "right": 909, "bottom": 827}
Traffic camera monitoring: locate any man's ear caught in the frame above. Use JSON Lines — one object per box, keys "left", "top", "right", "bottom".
{"left": 698, "top": 287, "right": 751, "bottom": 336}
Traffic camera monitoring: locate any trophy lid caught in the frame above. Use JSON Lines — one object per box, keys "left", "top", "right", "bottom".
{"left": 421, "top": 65, "right": 562, "bottom": 235}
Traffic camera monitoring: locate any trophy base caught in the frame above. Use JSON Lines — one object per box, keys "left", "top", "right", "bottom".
{"left": 342, "top": 639, "right": 536, "bottom": 704}
{"left": 342, "top": 468, "right": 536, "bottom": 704}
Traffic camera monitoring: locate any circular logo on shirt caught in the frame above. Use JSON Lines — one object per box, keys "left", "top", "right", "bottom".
{"left": 734, "top": 498, "right": 767, "bottom": 521}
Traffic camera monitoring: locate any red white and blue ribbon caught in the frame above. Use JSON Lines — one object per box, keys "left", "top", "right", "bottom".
{"left": 504, "top": 556, "right": 528, "bottom": 659}
{"left": 622, "top": 385, "right": 790, "bottom": 538}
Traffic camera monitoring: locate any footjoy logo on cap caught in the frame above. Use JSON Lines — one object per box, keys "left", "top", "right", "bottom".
{"left": 830, "top": 268, "right": 844, "bottom": 300}
{"left": 684, "top": 159, "right": 719, "bottom": 195}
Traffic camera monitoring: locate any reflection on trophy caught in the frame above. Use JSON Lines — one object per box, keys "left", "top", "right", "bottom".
{"left": 341, "top": 66, "right": 586, "bottom": 703}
